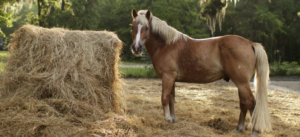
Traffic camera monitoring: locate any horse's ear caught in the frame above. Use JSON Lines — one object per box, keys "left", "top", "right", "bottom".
{"left": 146, "top": 10, "right": 152, "bottom": 20}
{"left": 132, "top": 9, "right": 138, "bottom": 19}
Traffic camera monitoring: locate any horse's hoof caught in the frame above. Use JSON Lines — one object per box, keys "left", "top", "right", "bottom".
{"left": 172, "top": 116, "right": 177, "bottom": 123}
{"left": 246, "top": 123, "right": 252, "bottom": 130}
{"left": 166, "top": 118, "right": 173, "bottom": 123}
{"left": 250, "top": 131, "right": 259, "bottom": 137}
{"left": 232, "top": 128, "right": 245, "bottom": 133}
{"left": 165, "top": 115, "right": 173, "bottom": 123}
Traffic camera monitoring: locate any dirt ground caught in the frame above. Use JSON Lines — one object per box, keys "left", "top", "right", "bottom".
{"left": 120, "top": 78, "right": 300, "bottom": 137}
{"left": 268, "top": 76, "right": 300, "bottom": 94}
{"left": 269, "top": 81, "right": 300, "bottom": 94}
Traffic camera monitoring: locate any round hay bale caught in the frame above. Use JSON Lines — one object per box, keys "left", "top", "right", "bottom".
{"left": 0, "top": 25, "right": 125, "bottom": 136}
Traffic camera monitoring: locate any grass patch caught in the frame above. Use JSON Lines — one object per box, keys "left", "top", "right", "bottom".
{"left": 121, "top": 61, "right": 148, "bottom": 65}
{"left": 270, "top": 61, "right": 300, "bottom": 76}
{"left": 0, "top": 51, "right": 8, "bottom": 62}
{"left": 0, "top": 62, "right": 5, "bottom": 72}
{"left": 0, "top": 51, "right": 8, "bottom": 71}
{"left": 120, "top": 67, "right": 157, "bottom": 78}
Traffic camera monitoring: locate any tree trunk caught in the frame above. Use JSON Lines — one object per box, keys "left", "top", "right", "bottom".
{"left": 61, "top": 0, "right": 65, "bottom": 11}
{"left": 37, "top": 0, "right": 42, "bottom": 26}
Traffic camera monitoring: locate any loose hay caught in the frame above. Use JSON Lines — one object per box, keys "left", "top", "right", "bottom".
{"left": 0, "top": 25, "right": 124, "bottom": 136}
{"left": 115, "top": 79, "right": 299, "bottom": 137}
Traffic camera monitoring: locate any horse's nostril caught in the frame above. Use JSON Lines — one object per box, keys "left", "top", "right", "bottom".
{"left": 138, "top": 44, "right": 143, "bottom": 52}
{"left": 132, "top": 44, "right": 136, "bottom": 51}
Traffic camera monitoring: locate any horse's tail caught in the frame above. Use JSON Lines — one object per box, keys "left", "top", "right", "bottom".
{"left": 252, "top": 43, "right": 272, "bottom": 133}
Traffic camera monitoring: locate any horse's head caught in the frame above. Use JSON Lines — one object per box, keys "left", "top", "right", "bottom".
{"left": 130, "top": 9, "right": 152, "bottom": 56}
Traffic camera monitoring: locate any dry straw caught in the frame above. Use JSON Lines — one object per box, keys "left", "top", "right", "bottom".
{"left": 0, "top": 25, "right": 124, "bottom": 136}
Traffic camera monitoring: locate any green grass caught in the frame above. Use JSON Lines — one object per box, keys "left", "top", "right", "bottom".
{"left": 270, "top": 61, "right": 300, "bottom": 76}
{"left": 0, "top": 62, "right": 5, "bottom": 72}
{"left": 0, "top": 51, "right": 8, "bottom": 71}
{"left": 121, "top": 61, "right": 148, "bottom": 65}
{"left": 0, "top": 51, "right": 8, "bottom": 62}
{"left": 119, "top": 67, "right": 157, "bottom": 78}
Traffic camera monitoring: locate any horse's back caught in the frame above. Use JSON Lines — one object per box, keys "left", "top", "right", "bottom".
{"left": 176, "top": 35, "right": 256, "bottom": 83}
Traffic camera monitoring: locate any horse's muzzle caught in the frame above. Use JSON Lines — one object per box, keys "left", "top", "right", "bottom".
{"left": 131, "top": 43, "right": 143, "bottom": 55}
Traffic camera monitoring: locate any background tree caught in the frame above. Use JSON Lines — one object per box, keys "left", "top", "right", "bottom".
{"left": 1, "top": 0, "right": 299, "bottom": 63}
{"left": 216, "top": 0, "right": 300, "bottom": 62}
{"left": 1, "top": 0, "right": 20, "bottom": 37}
{"left": 199, "top": 0, "right": 275, "bottom": 37}
{"left": 1, "top": 0, "right": 37, "bottom": 37}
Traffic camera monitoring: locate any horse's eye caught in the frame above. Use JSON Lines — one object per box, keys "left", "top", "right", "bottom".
{"left": 131, "top": 26, "right": 134, "bottom": 30}
{"left": 145, "top": 27, "right": 148, "bottom": 31}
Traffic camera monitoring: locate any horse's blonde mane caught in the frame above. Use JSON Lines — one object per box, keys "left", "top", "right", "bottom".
{"left": 135, "top": 10, "right": 189, "bottom": 44}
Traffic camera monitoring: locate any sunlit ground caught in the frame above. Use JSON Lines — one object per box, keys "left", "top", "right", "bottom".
{"left": 113, "top": 79, "right": 300, "bottom": 137}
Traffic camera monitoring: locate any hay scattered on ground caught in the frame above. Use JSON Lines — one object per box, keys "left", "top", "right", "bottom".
{"left": 0, "top": 25, "right": 124, "bottom": 136}
{"left": 99, "top": 79, "right": 299, "bottom": 137}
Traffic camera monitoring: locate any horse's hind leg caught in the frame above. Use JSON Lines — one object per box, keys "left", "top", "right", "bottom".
{"left": 233, "top": 83, "right": 255, "bottom": 133}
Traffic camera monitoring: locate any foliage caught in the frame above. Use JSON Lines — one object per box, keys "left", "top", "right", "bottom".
{"left": 270, "top": 61, "right": 300, "bottom": 76}
{"left": 1, "top": 0, "right": 300, "bottom": 65}
{"left": 0, "top": 1, "right": 37, "bottom": 49}
{"left": 0, "top": 0, "right": 33, "bottom": 37}
{"left": 216, "top": 0, "right": 300, "bottom": 63}
{"left": 0, "top": 11, "right": 12, "bottom": 37}
{"left": 0, "top": 8, "right": 13, "bottom": 37}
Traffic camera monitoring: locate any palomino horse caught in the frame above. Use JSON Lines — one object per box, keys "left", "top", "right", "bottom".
{"left": 130, "top": 9, "right": 271, "bottom": 136}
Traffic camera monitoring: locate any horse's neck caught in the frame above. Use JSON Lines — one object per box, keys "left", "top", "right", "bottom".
{"left": 144, "top": 33, "right": 166, "bottom": 61}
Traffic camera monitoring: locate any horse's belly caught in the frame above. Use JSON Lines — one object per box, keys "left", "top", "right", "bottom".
{"left": 176, "top": 68, "right": 224, "bottom": 83}
{"left": 176, "top": 44, "right": 224, "bottom": 83}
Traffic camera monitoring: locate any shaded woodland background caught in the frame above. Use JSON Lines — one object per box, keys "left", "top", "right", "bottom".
{"left": 1, "top": 0, "right": 300, "bottom": 63}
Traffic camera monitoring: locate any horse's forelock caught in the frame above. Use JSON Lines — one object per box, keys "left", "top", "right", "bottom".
{"left": 138, "top": 10, "right": 153, "bottom": 18}
{"left": 137, "top": 10, "right": 148, "bottom": 15}
{"left": 135, "top": 15, "right": 149, "bottom": 27}
{"left": 134, "top": 10, "right": 154, "bottom": 27}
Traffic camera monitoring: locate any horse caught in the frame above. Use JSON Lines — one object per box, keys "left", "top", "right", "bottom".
{"left": 129, "top": 9, "right": 271, "bottom": 136}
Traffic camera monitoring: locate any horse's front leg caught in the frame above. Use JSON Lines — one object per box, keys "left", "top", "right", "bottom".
{"left": 161, "top": 75, "right": 176, "bottom": 123}
{"left": 169, "top": 83, "right": 176, "bottom": 122}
